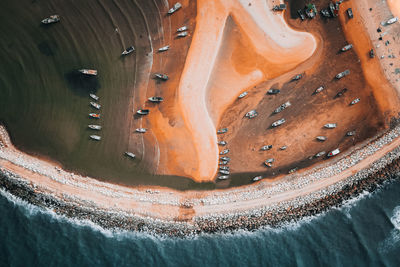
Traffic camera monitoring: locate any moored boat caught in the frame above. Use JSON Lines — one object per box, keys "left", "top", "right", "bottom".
{"left": 238, "top": 91, "right": 248, "bottom": 98}
{"left": 136, "top": 109, "right": 150, "bottom": 115}
{"left": 89, "top": 94, "right": 99, "bottom": 101}
{"left": 121, "top": 46, "right": 135, "bottom": 55}
{"left": 158, "top": 45, "right": 170, "bottom": 52}
{"left": 217, "top": 175, "right": 229, "bottom": 180}
{"left": 177, "top": 26, "right": 187, "bottom": 32}
{"left": 177, "top": 31, "right": 188, "bottom": 37}
{"left": 41, "top": 15, "right": 60, "bottom": 24}
{"left": 90, "top": 135, "right": 101, "bottom": 141}
{"left": 168, "top": 2, "right": 182, "bottom": 14}
{"left": 88, "top": 125, "right": 101, "bottom": 130}
{"left": 89, "top": 113, "right": 101, "bottom": 119}
{"left": 79, "top": 69, "right": 97, "bottom": 76}
{"left": 90, "top": 102, "right": 101, "bottom": 110}
{"left": 253, "top": 176, "right": 262, "bottom": 182}
{"left": 135, "top": 128, "right": 147, "bottom": 133}
{"left": 155, "top": 73, "right": 169, "bottom": 80}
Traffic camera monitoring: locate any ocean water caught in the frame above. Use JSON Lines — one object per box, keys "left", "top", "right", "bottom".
{"left": 1, "top": 178, "right": 400, "bottom": 267}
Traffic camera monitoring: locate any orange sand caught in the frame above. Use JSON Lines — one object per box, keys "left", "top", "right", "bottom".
{"left": 388, "top": 0, "right": 400, "bottom": 18}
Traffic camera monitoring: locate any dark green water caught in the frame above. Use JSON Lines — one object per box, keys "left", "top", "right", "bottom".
{"left": 0, "top": 0, "right": 211, "bottom": 189}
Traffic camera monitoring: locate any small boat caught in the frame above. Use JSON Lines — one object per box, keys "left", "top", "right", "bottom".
{"left": 280, "top": 146, "right": 287, "bottom": 150}
{"left": 220, "top": 156, "right": 230, "bottom": 162}
{"left": 219, "top": 166, "right": 229, "bottom": 171}
{"left": 136, "top": 109, "right": 150, "bottom": 115}
{"left": 88, "top": 125, "right": 101, "bottom": 130}
{"left": 324, "top": 123, "right": 337, "bottom": 129}
{"left": 245, "top": 110, "right": 258, "bottom": 119}
{"left": 168, "top": 2, "right": 182, "bottom": 14}
{"left": 253, "top": 176, "right": 262, "bottom": 182}
{"left": 90, "top": 102, "right": 101, "bottom": 110}
{"left": 313, "top": 86, "right": 325, "bottom": 94}
{"left": 218, "top": 175, "right": 229, "bottom": 180}
{"left": 217, "top": 128, "right": 228, "bottom": 134}
{"left": 264, "top": 158, "right": 274, "bottom": 167}
{"left": 292, "top": 74, "right": 303, "bottom": 81}
{"left": 79, "top": 69, "right": 97, "bottom": 76}
{"left": 158, "top": 45, "right": 170, "bottom": 52}
{"left": 327, "top": 148, "right": 340, "bottom": 157}
{"left": 346, "top": 131, "right": 356, "bottom": 136}
{"left": 219, "top": 169, "right": 230, "bottom": 175}
{"left": 316, "top": 136, "right": 327, "bottom": 141}
{"left": 386, "top": 17, "right": 398, "bottom": 25}
{"left": 334, "top": 88, "right": 348, "bottom": 99}
{"left": 90, "top": 135, "right": 101, "bottom": 141}
{"left": 177, "top": 31, "right": 188, "bottom": 37}
{"left": 267, "top": 89, "right": 280, "bottom": 95}
{"left": 238, "top": 92, "right": 248, "bottom": 98}
{"left": 41, "top": 15, "right": 60, "bottom": 25}
{"left": 218, "top": 141, "right": 227, "bottom": 146}
{"left": 155, "top": 73, "right": 169, "bottom": 80}
{"left": 219, "top": 161, "right": 228, "bottom": 165}
{"left": 341, "top": 44, "right": 353, "bottom": 52}
{"left": 125, "top": 152, "right": 136, "bottom": 159}
{"left": 274, "top": 101, "right": 291, "bottom": 114}
{"left": 288, "top": 167, "right": 298, "bottom": 174}
{"left": 272, "top": 118, "right": 286, "bottom": 127}
{"left": 336, "top": 69, "right": 350, "bottom": 79}
{"left": 89, "top": 113, "right": 101, "bottom": 119}
{"left": 314, "top": 151, "right": 326, "bottom": 158}
{"left": 122, "top": 46, "right": 135, "bottom": 56}
{"left": 89, "top": 94, "right": 99, "bottom": 101}
{"left": 350, "top": 98, "right": 360, "bottom": 105}
{"left": 136, "top": 128, "right": 147, "bottom": 133}
{"left": 148, "top": 96, "right": 164, "bottom": 102}
{"left": 261, "top": 145, "right": 272, "bottom": 151}
{"left": 177, "top": 26, "right": 188, "bottom": 32}
{"left": 219, "top": 149, "right": 229, "bottom": 155}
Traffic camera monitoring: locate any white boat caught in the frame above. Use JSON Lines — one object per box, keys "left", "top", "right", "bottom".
{"left": 122, "top": 46, "right": 135, "bottom": 55}
{"left": 238, "top": 92, "right": 248, "bottom": 98}
{"left": 219, "top": 169, "right": 230, "bottom": 175}
{"left": 136, "top": 109, "right": 149, "bottom": 115}
{"left": 245, "top": 110, "right": 258, "bottom": 119}
{"left": 125, "top": 152, "right": 136, "bottom": 159}
{"left": 219, "top": 149, "right": 229, "bottom": 155}
{"left": 135, "top": 128, "right": 147, "bottom": 133}
{"left": 41, "top": 15, "right": 60, "bottom": 24}
{"left": 386, "top": 17, "right": 398, "bottom": 25}
{"left": 168, "top": 2, "right": 182, "bottom": 14}
{"left": 264, "top": 158, "right": 274, "bottom": 167}
{"left": 327, "top": 148, "right": 340, "bottom": 157}
{"left": 90, "top": 135, "right": 101, "bottom": 141}
{"left": 253, "top": 176, "right": 262, "bottom": 182}
{"left": 272, "top": 118, "right": 285, "bottom": 127}
{"left": 280, "top": 146, "right": 287, "bottom": 150}
{"left": 219, "top": 161, "right": 228, "bottom": 165}
{"left": 90, "top": 102, "right": 101, "bottom": 110}
{"left": 316, "top": 136, "right": 327, "bottom": 141}
{"left": 350, "top": 98, "right": 360, "bottom": 105}
{"left": 158, "top": 45, "right": 170, "bottom": 52}
{"left": 346, "top": 131, "right": 356, "bottom": 136}
{"left": 148, "top": 96, "right": 164, "bottom": 102}
{"left": 79, "top": 69, "right": 97, "bottom": 76}
{"left": 218, "top": 141, "right": 227, "bottom": 146}
{"left": 261, "top": 145, "right": 272, "bottom": 151}
{"left": 88, "top": 125, "right": 101, "bottom": 130}
{"left": 314, "top": 86, "right": 325, "bottom": 94}
{"left": 177, "top": 26, "right": 187, "bottom": 32}
{"left": 341, "top": 44, "right": 353, "bottom": 52}
{"left": 155, "top": 73, "right": 169, "bottom": 80}
{"left": 314, "top": 151, "right": 326, "bottom": 158}
{"left": 217, "top": 175, "right": 229, "bottom": 180}
{"left": 324, "top": 123, "right": 337, "bottom": 129}
{"left": 177, "top": 31, "right": 188, "bottom": 37}
{"left": 217, "top": 128, "right": 228, "bottom": 134}
{"left": 89, "top": 113, "right": 101, "bottom": 119}
{"left": 89, "top": 94, "right": 99, "bottom": 101}
{"left": 336, "top": 69, "right": 350, "bottom": 79}
{"left": 220, "top": 156, "right": 230, "bottom": 162}
{"left": 273, "top": 101, "right": 291, "bottom": 114}
{"left": 219, "top": 166, "right": 229, "bottom": 171}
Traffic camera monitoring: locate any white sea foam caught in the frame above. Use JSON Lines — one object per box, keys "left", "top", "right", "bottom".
{"left": 378, "top": 205, "right": 400, "bottom": 253}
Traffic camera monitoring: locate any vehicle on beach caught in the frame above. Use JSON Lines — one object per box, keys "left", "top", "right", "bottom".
{"left": 168, "top": 2, "right": 182, "bottom": 14}
{"left": 90, "top": 94, "right": 99, "bottom": 101}
{"left": 177, "top": 31, "right": 188, "bottom": 37}
{"left": 136, "top": 109, "right": 150, "bottom": 115}
{"left": 218, "top": 141, "right": 227, "bottom": 146}
{"left": 88, "top": 125, "right": 101, "bottom": 130}
{"left": 125, "top": 152, "right": 136, "bottom": 159}
{"left": 177, "top": 26, "right": 187, "bottom": 32}
{"left": 288, "top": 167, "right": 298, "bottom": 174}
{"left": 219, "top": 166, "right": 229, "bottom": 171}
{"left": 280, "top": 146, "right": 287, "bottom": 150}
{"left": 267, "top": 89, "right": 280, "bottom": 95}
{"left": 135, "top": 128, "right": 147, "bottom": 133}
{"left": 79, "top": 69, "right": 97, "bottom": 76}
{"left": 90, "top": 102, "right": 101, "bottom": 110}
{"left": 89, "top": 113, "right": 101, "bottom": 119}
{"left": 217, "top": 175, "right": 229, "bottom": 180}
{"left": 350, "top": 98, "right": 360, "bottom": 105}
{"left": 261, "top": 145, "right": 272, "bottom": 151}
{"left": 313, "top": 86, "right": 325, "bottom": 95}
{"left": 148, "top": 96, "right": 164, "bottom": 102}
{"left": 245, "top": 110, "right": 258, "bottom": 119}
{"left": 347, "top": 8, "right": 353, "bottom": 19}
{"left": 220, "top": 156, "right": 230, "bottom": 162}
{"left": 219, "top": 169, "right": 230, "bottom": 175}
{"left": 253, "top": 176, "right": 263, "bottom": 182}
{"left": 346, "top": 131, "right": 356, "bottom": 136}
{"left": 272, "top": 4, "right": 286, "bottom": 11}
{"left": 328, "top": 148, "right": 340, "bottom": 157}
{"left": 155, "top": 73, "right": 169, "bottom": 80}
{"left": 90, "top": 135, "right": 101, "bottom": 141}
{"left": 298, "top": 9, "right": 306, "bottom": 20}
{"left": 219, "top": 161, "right": 228, "bottom": 165}
{"left": 292, "top": 74, "right": 303, "bottom": 81}
{"left": 217, "top": 128, "right": 228, "bottom": 134}
{"left": 273, "top": 101, "right": 291, "bottom": 114}
{"left": 272, "top": 118, "right": 285, "bottom": 127}
{"left": 341, "top": 44, "right": 353, "bottom": 52}
{"left": 219, "top": 149, "right": 229, "bottom": 155}
{"left": 158, "top": 45, "right": 170, "bottom": 52}
{"left": 316, "top": 136, "right": 327, "bottom": 141}
{"left": 41, "top": 15, "right": 60, "bottom": 24}
{"left": 238, "top": 91, "right": 248, "bottom": 98}
{"left": 121, "top": 46, "right": 135, "bottom": 56}
{"left": 264, "top": 158, "right": 274, "bottom": 167}
{"left": 314, "top": 151, "right": 326, "bottom": 158}
{"left": 386, "top": 17, "right": 398, "bottom": 25}
{"left": 334, "top": 88, "right": 348, "bottom": 99}
{"left": 336, "top": 69, "right": 350, "bottom": 79}
{"left": 324, "top": 123, "right": 337, "bottom": 129}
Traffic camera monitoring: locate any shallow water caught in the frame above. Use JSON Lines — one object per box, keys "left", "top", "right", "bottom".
{"left": 0, "top": 177, "right": 400, "bottom": 266}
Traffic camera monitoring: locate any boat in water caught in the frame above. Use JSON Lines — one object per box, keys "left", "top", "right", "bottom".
{"left": 121, "top": 46, "right": 135, "bottom": 56}
{"left": 89, "top": 113, "right": 101, "bottom": 119}
{"left": 41, "top": 15, "right": 60, "bottom": 25}
{"left": 155, "top": 73, "right": 169, "bottom": 80}
{"left": 136, "top": 109, "right": 150, "bottom": 115}
{"left": 148, "top": 96, "right": 164, "bottom": 102}
{"left": 88, "top": 125, "right": 101, "bottom": 130}
{"left": 125, "top": 152, "right": 136, "bottom": 159}
{"left": 328, "top": 148, "right": 340, "bottom": 157}
{"left": 79, "top": 69, "right": 98, "bottom": 76}
{"left": 90, "top": 102, "right": 101, "bottom": 110}
{"left": 168, "top": 2, "right": 182, "bottom": 14}
{"left": 158, "top": 45, "right": 170, "bottom": 52}
{"left": 135, "top": 128, "right": 147, "bottom": 133}
{"left": 90, "top": 135, "right": 101, "bottom": 141}
{"left": 177, "top": 26, "right": 187, "bottom": 32}
{"left": 89, "top": 94, "right": 99, "bottom": 101}
{"left": 253, "top": 176, "right": 262, "bottom": 182}
{"left": 217, "top": 175, "right": 229, "bottom": 180}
